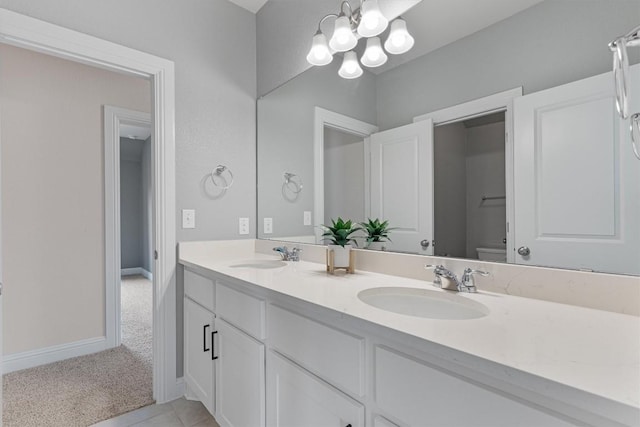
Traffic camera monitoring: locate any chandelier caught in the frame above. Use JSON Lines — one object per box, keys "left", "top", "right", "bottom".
{"left": 306, "top": 0, "right": 415, "bottom": 79}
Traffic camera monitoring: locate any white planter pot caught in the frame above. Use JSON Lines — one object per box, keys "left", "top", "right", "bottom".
{"left": 366, "top": 241, "right": 385, "bottom": 251}
{"left": 328, "top": 244, "right": 351, "bottom": 268}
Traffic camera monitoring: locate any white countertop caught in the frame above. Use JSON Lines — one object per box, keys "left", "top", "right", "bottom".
{"left": 179, "top": 245, "right": 640, "bottom": 411}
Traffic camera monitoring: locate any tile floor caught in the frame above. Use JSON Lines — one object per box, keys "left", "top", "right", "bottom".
{"left": 92, "top": 398, "right": 220, "bottom": 427}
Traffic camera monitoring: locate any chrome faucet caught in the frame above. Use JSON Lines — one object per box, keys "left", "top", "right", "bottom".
{"left": 424, "top": 265, "right": 488, "bottom": 293}
{"left": 273, "top": 246, "right": 302, "bottom": 262}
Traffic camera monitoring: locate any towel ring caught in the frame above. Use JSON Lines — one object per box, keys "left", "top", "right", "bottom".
{"left": 210, "top": 165, "right": 234, "bottom": 190}
{"left": 611, "top": 36, "right": 630, "bottom": 119}
{"left": 283, "top": 172, "right": 303, "bottom": 194}
{"left": 631, "top": 113, "right": 640, "bottom": 160}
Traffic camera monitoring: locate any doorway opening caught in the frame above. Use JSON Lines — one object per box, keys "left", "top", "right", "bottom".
{"left": 433, "top": 111, "right": 507, "bottom": 262}
{"left": 119, "top": 123, "right": 153, "bottom": 373}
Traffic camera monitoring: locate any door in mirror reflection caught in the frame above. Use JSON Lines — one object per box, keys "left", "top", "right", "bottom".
{"left": 370, "top": 120, "right": 433, "bottom": 254}
{"left": 514, "top": 66, "right": 640, "bottom": 275}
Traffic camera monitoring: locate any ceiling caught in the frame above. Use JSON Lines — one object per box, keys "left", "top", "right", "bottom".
{"left": 228, "top": 0, "right": 269, "bottom": 13}
{"left": 120, "top": 123, "right": 151, "bottom": 141}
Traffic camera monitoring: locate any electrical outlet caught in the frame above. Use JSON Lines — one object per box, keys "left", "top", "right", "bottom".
{"left": 264, "top": 217, "right": 273, "bottom": 234}
{"left": 304, "top": 211, "right": 312, "bottom": 226}
{"left": 182, "top": 209, "right": 195, "bottom": 229}
{"left": 239, "top": 217, "right": 250, "bottom": 235}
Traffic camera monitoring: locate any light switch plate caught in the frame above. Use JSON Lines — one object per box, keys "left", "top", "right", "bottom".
{"left": 304, "top": 211, "right": 312, "bottom": 226}
{"left": 182, "top": 209, "right": 195, "bottom": 229}
{"left": 264, "top": 217, "right": 273, "bottom": 234}
{"left": 239, "top": 217, "right": 250, "bottom": 235}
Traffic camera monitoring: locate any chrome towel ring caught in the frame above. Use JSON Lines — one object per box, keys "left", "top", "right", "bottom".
{"left": 210, "top": 165, "right": 234, "bottom": 190}
{"left": 283, "top": 172, "right": 303, "bottom": 194}
{"left": 610, "top": 24, "right": 640, "bottom": 160}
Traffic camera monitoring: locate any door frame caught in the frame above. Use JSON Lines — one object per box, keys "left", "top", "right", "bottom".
{"left": 413, "top": 87, "right": 522, "bottom": 263}
{"left": 104, "top": 106, "right": 152, "bottom": 349}
{"left": 0, "top": 9, "right": 178, "bottom": 403}
{"left": 313, "top": 107, "right": 378, "bottom": 243}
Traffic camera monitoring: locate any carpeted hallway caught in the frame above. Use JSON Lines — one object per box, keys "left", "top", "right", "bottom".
{"left": 2, "top": 275, "right": 154, "bottom": 426}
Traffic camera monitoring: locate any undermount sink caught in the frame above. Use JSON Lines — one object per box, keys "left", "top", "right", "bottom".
{"left": 358, "top": 287, "right": 489, "bottom": 320}
{"left": 229, "top": 259, "right": 287, "bottom": 269}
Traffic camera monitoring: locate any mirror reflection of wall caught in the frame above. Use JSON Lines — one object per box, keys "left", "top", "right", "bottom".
{"left": 324, "top": 126, "right": 366, "bottom": 225}
{"left": 434, "top": 112, "right": 506, "bottom": 262}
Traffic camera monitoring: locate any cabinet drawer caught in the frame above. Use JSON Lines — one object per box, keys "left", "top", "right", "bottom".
{"left": 184, "top": 269, "right": 215, "bottom": 312}
{"left": 374, "top": 346, "right": 574, "bottom": 427}
{"left": 216, "top": 281, "right": 265, "bottom": 340}
{"left": 268, "top": 304, "right": 365, "bottom": 397}
{"left": 267, "top": 351, "right": 364, "bottom": 427}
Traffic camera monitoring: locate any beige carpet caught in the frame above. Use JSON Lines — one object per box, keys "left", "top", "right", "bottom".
{"left": 2, "top": 275, "right": 154, "bottom": 426}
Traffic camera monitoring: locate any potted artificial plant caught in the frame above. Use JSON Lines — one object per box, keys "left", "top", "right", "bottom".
{"left": 360, "top": 218, "right": 395, "bottom": 250}
{"left": 321, "top": 217, "right": 362, "bottom": 268}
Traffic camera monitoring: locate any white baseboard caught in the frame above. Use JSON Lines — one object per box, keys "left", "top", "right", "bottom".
{"left": 2, "top": 336, "right": 108, "bottom": 373}
{"left": 121, "top": 267, "right": 153, "bottom": 281}
{"left": 176, "top": 377, "right": 185, "bottom": 398}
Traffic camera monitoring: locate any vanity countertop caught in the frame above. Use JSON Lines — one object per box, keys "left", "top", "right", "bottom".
{"left": 179, "top": 243, "right": 640, "bottom": 412}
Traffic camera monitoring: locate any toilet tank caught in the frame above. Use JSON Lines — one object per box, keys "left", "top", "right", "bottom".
{"left": 476, "top": 247, "right": 507, "bottom": 262}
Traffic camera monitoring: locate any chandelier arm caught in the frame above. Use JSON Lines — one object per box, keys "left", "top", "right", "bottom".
{"left": 317, "top": 13, "right": 339, "bottom": 32}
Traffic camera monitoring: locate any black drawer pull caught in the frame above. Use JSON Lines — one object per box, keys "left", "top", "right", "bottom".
{"left": 203, "top": 324, "right": 210, "bottom": 352}
{"left": 212, "top": 330, "right": 219, "bottom": 360}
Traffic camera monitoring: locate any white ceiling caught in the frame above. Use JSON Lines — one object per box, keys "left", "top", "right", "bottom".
{"left": 120, "top": 124, "right": 151, "bottom": 141}
{"left": 228, "top": 0, "right": 269, "bottom": 14}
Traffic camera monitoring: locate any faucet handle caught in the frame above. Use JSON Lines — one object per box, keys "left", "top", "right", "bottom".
{"left": 424, "top": 264, "right": 444, "bottom": 287}
{"left": 460, "top": 268, "right": 489, "bottom": 293}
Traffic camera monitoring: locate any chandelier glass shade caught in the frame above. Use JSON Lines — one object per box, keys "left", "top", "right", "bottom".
{"left": 305, "top": 0, "right": 414, "bottom": 79}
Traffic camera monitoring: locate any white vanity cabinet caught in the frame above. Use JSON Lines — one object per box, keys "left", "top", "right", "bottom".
{"left": 184, "top": 271, "right": 216, "bottom": 415}
{"left": 267, "top": 350, "right": 365, "bottom": 427}
{"left": 184, "top": 268, "right": 266, "bottom": 427}
{"left": 374, "top": 346, "right": 575, "bottom": 427}
{"left": 215, "top": 318, "right": 265, "bottom": 427}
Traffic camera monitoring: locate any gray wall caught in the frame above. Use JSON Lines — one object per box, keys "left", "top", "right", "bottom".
{"left": 257, "top": 60, "right": 377, "bottom": 239}
{"left": 324, "top": 127, "right": 365, "bottom": 225}
{"left": 465, "top": 122, "right": 506, "bottom": 258}
{"left": 433, "top": 123, "right": 467, "bottom": 258}
{"left": 376, "top": 0, "right": 640, "bottom": 130}
{"left": 142, "top": 137, "right": 153, "bottom": 273}
{"left": 120, "top": 137, "right": 153, "bottom": 272}
{"left": 0, "top": 0, "right": 256, "bottom": 377}
{"left": 120, "top": 138, "right": 145, "bottom": 270}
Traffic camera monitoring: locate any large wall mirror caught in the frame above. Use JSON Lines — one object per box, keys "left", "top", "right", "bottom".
{"left": 257, "top": 0, "right": 640, "bottom": 276}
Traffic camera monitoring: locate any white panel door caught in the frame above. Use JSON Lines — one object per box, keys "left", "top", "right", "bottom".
{"left": 514, "top": 66, "right": 640, "bottom": 274}
{"left": 215, "top": 319, "right": 265, "bottom": 427}
{"left": 370, "top": 120, "right": 433, "bottom": 254}
{"left": 184, "top": 297, "right": 215, "bottom": 415}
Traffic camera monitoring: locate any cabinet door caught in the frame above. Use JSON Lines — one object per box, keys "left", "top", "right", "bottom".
{"left": 184, "top": 297, "right": 215, "bottom": 415}
{"left": 267, "top": 351, "right": 364, "bottom": 427}
{"left": 216, "top": 319, "right": 265, "bottom": 427}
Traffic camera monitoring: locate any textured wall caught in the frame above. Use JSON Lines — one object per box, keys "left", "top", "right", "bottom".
{"left": 0, "top": 44, "right": 151, "bottom": 355}
{"left": 0, "top": 0, "right": 256, "bottom": 375}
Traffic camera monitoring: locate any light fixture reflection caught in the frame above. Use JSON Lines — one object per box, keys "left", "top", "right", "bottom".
{"left": 338, "top": 51, "right": 363, "bottom": 79}
{"left": 329, "top": 14, "right": 358, "bottom": 52}
{"left": 361, "top": 37, "right": 388, "bottom": 68}
{"left": 357, "top": 0, "right": 388, "bottom": 37}
{"left": 306, "top": 31, "right": 333, "bottom": 66}
{"left": 384, "top": 17, "right": 415, "bottom": 55}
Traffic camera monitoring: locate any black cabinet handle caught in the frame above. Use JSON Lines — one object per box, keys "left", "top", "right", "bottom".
{"left": 203, "top": 324, "right": 210, "bottom": 352}
{"left": 345, "top": 424, "right": 352, "bottom": 427}
{"left": 211, "top": 330, "right": 218, "bottom": 360}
